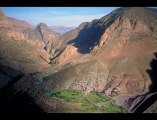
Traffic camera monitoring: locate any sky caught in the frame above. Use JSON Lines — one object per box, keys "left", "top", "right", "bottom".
{"left": 1, "top": 7, "right": 119, "bottom": 27}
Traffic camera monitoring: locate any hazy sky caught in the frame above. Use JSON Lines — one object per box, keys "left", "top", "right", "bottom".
{"left": 1, "top": 7, "right": 119, "bottom": 27}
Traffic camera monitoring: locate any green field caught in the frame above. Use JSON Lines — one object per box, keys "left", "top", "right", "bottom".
{"left": 44, "top": 89, "right": 125, "bottom": 113}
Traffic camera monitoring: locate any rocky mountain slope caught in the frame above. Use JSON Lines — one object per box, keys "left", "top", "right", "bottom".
{"left": 54, "top": 7, "right": 157, "bottom": 66}
{"left": 0, "top": 9, "right": 51, "bottom": 74}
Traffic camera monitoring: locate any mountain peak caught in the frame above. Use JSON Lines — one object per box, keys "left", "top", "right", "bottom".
{"left": 36, "top": 23, "right": 48, "bottom": 29}
{"left": 36, "top": 23, "right": 53, "bottom": 33}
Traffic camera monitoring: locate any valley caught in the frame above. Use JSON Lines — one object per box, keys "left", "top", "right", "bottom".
{"left": 0, "top": 7, "right": 157, "bottom": 113}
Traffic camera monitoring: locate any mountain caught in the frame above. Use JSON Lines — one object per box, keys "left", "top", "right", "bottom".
{"left": 49, "top": 26, "right": 76, "bottom": 35}
{"left": 0, "top": 9, "right": 51, "bottom": 74}
{"left": 35, "top": 23, "right": 59, "bottom": 54}
{"left": 53, "top": 7, "right": 157, "bottom": 69}
{"left": 44, "top": 7, "right": 157, "bottom": 112}
{"left": 33, "top": 25, "right": 76, "bottom": 35}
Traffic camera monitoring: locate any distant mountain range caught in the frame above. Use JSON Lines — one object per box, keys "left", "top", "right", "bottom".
{"left": 49, "top": 26, "right": 76, "bottom": 35}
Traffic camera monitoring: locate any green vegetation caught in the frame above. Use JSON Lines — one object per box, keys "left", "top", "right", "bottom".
{"left": 103, "top": 100, "right": 123, "bottom": 113}
{"left": 45, "top": 89, "right": 125, "bottom": 113}
{"left": 54, "top": 89, "right": 84, "bottom": 103}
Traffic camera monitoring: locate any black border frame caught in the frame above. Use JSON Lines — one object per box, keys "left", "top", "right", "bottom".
{"left": 0, "top": 0, "right": 157, "bottom": 7}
